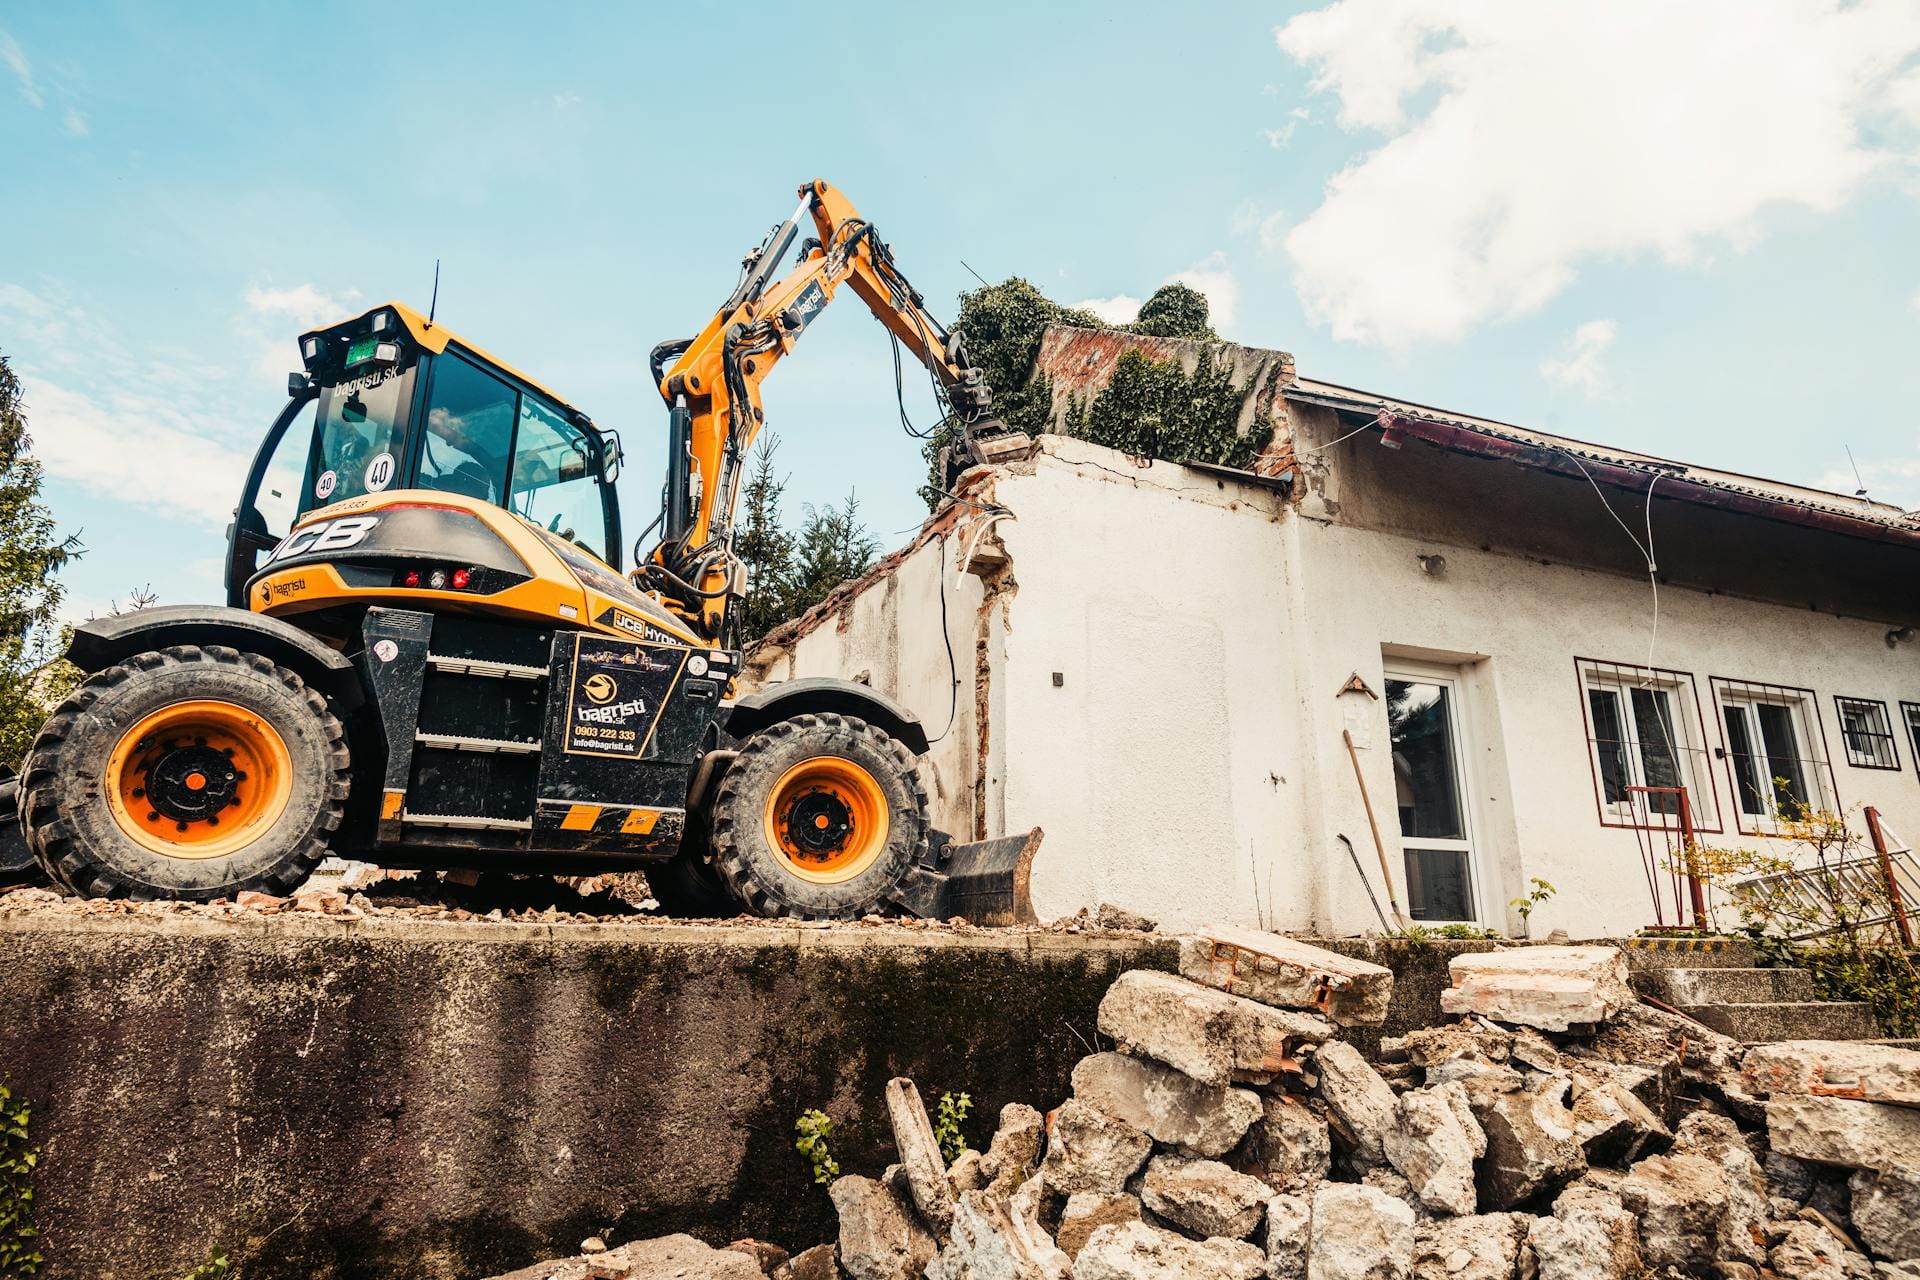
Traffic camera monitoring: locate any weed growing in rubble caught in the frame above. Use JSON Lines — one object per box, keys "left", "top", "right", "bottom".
{"left": 933, "top": 1092, "right": 972, "bottom": 1167}
{"left": 794, "top": 1109, "right": 839, "bottom": 1186}
{"left": 1508, "top": 878, "right": 1557, "bottom": 927}
{"left": 0, "top": 1082, "right": 41, "bottom": 1276}
{"left": 176, "top": 1249, "right": 231, "bottom": 1280}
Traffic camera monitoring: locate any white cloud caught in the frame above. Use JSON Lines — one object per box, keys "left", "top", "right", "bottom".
{"left": 1275, "top": 0, "right": 1920, "bottom": 347}
{"left": 1263, "top": 123, "right": 1298, "bottom": 150}
{"left": 1169, "top": 252, "right": 1240, "bottom": 330}
{"left": 1539, "top": 319, "right": 1618, "bottom": 399}
{"left": 552, "top": 92, "right": 582, "bottom": 109}
{"left": 243, "top": 283, "right": 360, "bottom": 379}
{"left": 62, "top": 107, "right": 86, "bottom": 137}
{"left": 1073, "top": 294, "right": 1142, "bottom": 325}
{"left": 1911, "top": 285, "right": 1920, "bottom": 313}
{"left": 16, "top": 375, "right": 247, "bottom": 527}
{"left": 0, "top": 29, "right": 41, "bottom": 108}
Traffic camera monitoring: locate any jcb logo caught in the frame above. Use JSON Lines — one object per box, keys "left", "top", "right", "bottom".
{"left": 268, "top": 515, "right": 380, "bottom": 564}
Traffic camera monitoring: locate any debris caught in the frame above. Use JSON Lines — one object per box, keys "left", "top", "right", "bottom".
{"left": 1306, "top": 1183, "right": 1415, "bottom": 1280}
{"left": 1568, "top": 1073, "right": 1669, "bottom": 1166}
{"left": 725, "top": 1239, "right": 789, "bottom": 1275}
{"left": 1440, "top": 946, "right": 1636, "bottom": 1033}
{"left": 1764, "top": 1096, "right": 1920, "bottom": 1173}
{"left": 487, "top": 1234, "right": 763, "bottom": 1280}
{"left": 1248, "top": 1093, "right": 1332, "bottom": 1194}
{"left": 1848, "top": 1168, "right": 1920, "bottom": 1264}
{"left": 949, "top": 1151, "right": 986, "bottom": 1195}
{"left": 1137, "top": 1153, "right": 1270, "bottom": 1240}
{"left": 1410, "top": 1213, "right": 1531, "bottom": 1280}
{"left": 1038, "top": 1099, "right": 1152, "bottom": 1196}
{"left": 1768, "top": 1219, "right": 1855, "bottom": 1280}
{"left": 1464, "top": 1075, "right": 1585, "bottom": 1211}
{"left": 1382, "top": 1082, "right": 1485, "bottom": 1216}
{"left": 1740, "top": 1039, "right": 1920, "bottom": 1109}
{"left": 1096, "top": 970, "right": 1331, "bottom": 1087}
{"left": 1667, "top": 1112, "right": 1767, "bottom": 1267}
{"left": 831, "top": 1174, "right": 938, "bottom": 1280}
{"left": 784, "top": 1244, "right": 837, "bottom": 1280}
{"left": 1055, "top": 1193, "right": 1142, "bottom": 1260}
{"left": 1619, "top": 1152, "right": 1732, "bottom": 1272}
{"left": 1092, "top": 904, "right": 1156, "bottom": 932}
{"left": 981, "top": 1104, "right": 1046, "bottom": 1201}
{"left": 1175, "top": 928, "right": 1394, "bottom": 1027}
{"left": 1070, "top": 1219, "right": 1265, "bottom": 1280}
{"left": 579, "top": 1237, "right": 607, "bottom": 1255}
{"left": 1528, "top": 1186, "right": 1642, "bottom": 1280}
{"left": 1069, "top": 1051, "right": 1260, "bottom": 1158}
{"left": 885, "top": 1077, "right": 957, "bottom": 1235}
{"left": 925, "top": 1188, "right": 1071, "bottom": 1280}
{"left": 1312, "top": 1040, "right": 1399, "bottom": 1168}
{"left": 1264, "top": 1192, "right": 1312, "bottom": 1280}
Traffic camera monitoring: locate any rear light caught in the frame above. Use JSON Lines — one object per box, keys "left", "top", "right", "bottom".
{"left": 392, "top": 564, "right": 482, "bottom": 591}
{"left": 450, "top": 569, "right": 471, "bottom": 589}
{"left": 427, "top": 569, "right": 448, "bottom": 590}
{"left": 402, "top": 570, "right": 421, "bottom": 588}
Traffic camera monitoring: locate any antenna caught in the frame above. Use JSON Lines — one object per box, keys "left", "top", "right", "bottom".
{"left": 1846, "top": 444, "right": 1869, "bottom": 499}
{"left": 428, "top": 259, "right": 441, "bottom": 327}
{"left": 959, "top": 258, "right": 991, "bottom": 288}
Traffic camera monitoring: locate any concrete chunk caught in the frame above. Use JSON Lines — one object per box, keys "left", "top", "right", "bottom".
{"left": 1307, "top": 1183, "right": 1415, "bottom": 1280}
{"left": 1056, "top": 1193, "right": 1142, "bottom": 1261}
{"left": 1040, "top": 1099, "right": 1153, "bottom": 1196}
{"left": 1619, "top": 1153, "right": 1729, "bottom": 1272}
{"left": 1741, "top": 1040, "right": 1920, "bottom": 1110}
{"left": 488, "top": 1234, "right": 764, "bottom": 1280}
{"left": 1667, "top": 1111, "right": 1767, "bottom": 1267}
{"left": 1249, "top": 1094, "right": 1332, "bottom": 1194}
{"left": 1382, "top": 1082, "right": 1485, "bottom": 1216}
{"left": 832, "top": 1175, "right": 939, "bottom": 1280}
{"left": 1138, "top": 1154, "right": 1270, "bottom": 1240}
{"left": 1569, "top": 1073, "right": 1669, "bottom": 1166}
{"left": 981, "top": 1103, "right": 1046, "bottom": 1201}
{"left": 1528, "top": 1186, "right": 1641, "bottom": 1280}
{"left": 1264, "top": 1193, "right": 1312, "bottom": 1280}
{"left": 1070, "top": 1052, "right": 1261, "bottom": 1158}
{"left": 1313, "top": 1040, "right": 1398, "bottom": 1168}
{"left": 1849, "top": 1168, "right": 1920, "bottom": 1264}
{"left": 1071, "top": 1220, "right": 1265, "bottom": 1280}
{"left": 1411, "top": 1214, "right": 1531, "bottom": 1280}
{"left": 1177, "top": 928, "right": 1394, "bottom": 1026}
{"left": 1440, "top": 946, "right": 1636, "bottom": 1032}
{"left": 925, "top": 1188, "right": 1072, "bottom": 1280}
{"left": 1097, "top": 970, "right": 1330, "bottom": 1087}
{"left": 886, "top": 1077, "right": 958, "bottom": 1235}
{"left": 1465, "top": 1076, "right": 1586, "bottom": 1211}
{"left": 1766, "top": 1096, "right": 1920, "bottom": 1173}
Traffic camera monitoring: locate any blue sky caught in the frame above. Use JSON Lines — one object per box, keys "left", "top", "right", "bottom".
{"left": 4, "top": 1, "right": 1919, "bottom": 620}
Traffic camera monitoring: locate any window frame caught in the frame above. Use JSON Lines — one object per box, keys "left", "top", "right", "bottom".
{"left": 1833, "top": 696, "right": 1901, "bottom": 772}
{"left": 1903, "top": 702, "right": 1920, "bottom": 777}
{"left": 1709, "top": 677, "right": 1840, "bottom": 836}
{"left": 1383, "top": 661, "right": 1485, "bottom": 925}
{"left": 1573, "top": 658, "right": 1722, "bottom": 835}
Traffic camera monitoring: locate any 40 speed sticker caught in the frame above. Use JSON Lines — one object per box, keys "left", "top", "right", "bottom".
{"left": 562, "top": 633, "right": 686, "bottom": 758}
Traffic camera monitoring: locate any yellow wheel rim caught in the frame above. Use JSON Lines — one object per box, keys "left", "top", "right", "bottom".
{"left": 103, "top": 700, "right": 295, "bottom": 861}
{"left": 762, "top": 755, "right": 890, "bottom": 885}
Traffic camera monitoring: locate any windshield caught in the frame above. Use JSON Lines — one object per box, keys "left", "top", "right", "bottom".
{"left": 301, "top": 361, "right": 416, "bottom": 513}
{"left": 510, "top": 394, "right": 609, "bottom": 563}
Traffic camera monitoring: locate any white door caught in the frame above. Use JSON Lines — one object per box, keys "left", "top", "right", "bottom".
{"left": 1384, "top": 665, "right": 1481, "bottom": 922}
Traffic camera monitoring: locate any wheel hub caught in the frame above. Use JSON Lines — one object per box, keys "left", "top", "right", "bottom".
{"left": 140, "top": 741, "right": 243, "bottom": 827}
{"left": 780, "top": 787, "right": 855, "bottom": 859}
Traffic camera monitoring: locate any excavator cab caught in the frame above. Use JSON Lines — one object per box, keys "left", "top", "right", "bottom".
{"left": 225, "top": 302, "right": 624, "bottom": 608}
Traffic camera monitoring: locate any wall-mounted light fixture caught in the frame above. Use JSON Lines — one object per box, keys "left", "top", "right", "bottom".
{"left": 1417, "top": 553, "right": 1448, "bottom": 578}
{"left": 1887, "top": 627, "right": 1917, "bottom": 650}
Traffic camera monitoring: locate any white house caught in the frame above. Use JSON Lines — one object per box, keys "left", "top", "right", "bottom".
{"left": 744, "top": 327, "right": 1920, "bottom": 938}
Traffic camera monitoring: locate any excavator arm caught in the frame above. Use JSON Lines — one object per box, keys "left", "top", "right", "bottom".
{"left": 644, "top": 179, "right": 1023, "bottom": 640}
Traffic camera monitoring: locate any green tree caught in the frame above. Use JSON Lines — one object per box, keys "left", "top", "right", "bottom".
{"left": 1129, "top": 283, "right": 1217, "bottom": 341}
{"left": 788, "top": 491, "right": 879, "bottom": 617}
{"left": 0, "top": 354, "right": 81, "bottom": 771}
{"left": 732, "top": 435, "right": 798, "bottom": 644}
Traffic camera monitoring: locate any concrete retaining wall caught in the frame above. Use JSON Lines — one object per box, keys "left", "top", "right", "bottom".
{"left": 0, "top": 915, "right": 1498, "bottom": 1279}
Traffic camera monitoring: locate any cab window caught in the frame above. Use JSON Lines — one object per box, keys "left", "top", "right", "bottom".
{"left": 304, "top": 364, "right": 411, "bottom": 511}
{"left": 418, "top": 355, "right": 515, "bottom": 503}
{"left": 512, "top": 395, "right": 609, "bottom": 564}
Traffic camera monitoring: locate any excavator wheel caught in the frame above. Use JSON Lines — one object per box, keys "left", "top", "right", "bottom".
{"left": 21, "top": 645, "right": 350, "bottom": 901}
{"left": 708, "top": 712, "right": 929, "bottom": 920}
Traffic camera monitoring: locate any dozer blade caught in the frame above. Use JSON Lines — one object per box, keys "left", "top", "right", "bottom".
{"left": 885, "top": 827, "right": 1044, "bottom": 926}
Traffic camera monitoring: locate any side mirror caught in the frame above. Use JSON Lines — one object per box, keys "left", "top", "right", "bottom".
{"left": 287, "top": 371, "right": 313, "bottom": 396}
{"left": 599, "top": 429, "right": 624, "bottom": 483}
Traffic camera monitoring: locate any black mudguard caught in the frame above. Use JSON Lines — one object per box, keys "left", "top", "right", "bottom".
{"left": 66, "top": 604, "right": 364, "bottom": 709}
{"left": 723, "top": 677, "right": 929, "bottom": 755}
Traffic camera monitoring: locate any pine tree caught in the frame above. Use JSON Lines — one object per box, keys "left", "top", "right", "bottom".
{"left": 733, "top": 435, "right": 797, "bottom": 644}
{"left": 0, "top": 353, "right": 82, "bottom": 769}
{"left": 788, "top": 491, "right": 880, "bottom": 616}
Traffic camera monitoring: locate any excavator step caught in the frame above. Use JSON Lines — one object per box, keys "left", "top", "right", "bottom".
{"left": 400, "top": 812, "right": 535, "bottom": 832}
{"left": 413, "top": 732, "right": 542, "bottom": 755}
{"left": 427, "top": 655, "right": 547, "bottom": 681}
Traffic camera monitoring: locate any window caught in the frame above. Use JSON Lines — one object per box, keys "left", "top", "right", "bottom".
{"left": 1834, "top": 697, "right": 1900, "bottom": 770}
{"left": 1575, "top": 660, "right": 1719, "bottom": 832}
{"left": 511, "top": 394, "right": 609, "bottom": 564}
{"left": 1386, "top": 669, "right": 1478, "bottom": 921}
{"left": 1904, "top": 703, "right": 1920, "bottom": 773}
{"left": 418, "top": 355, "right": 515, "bottom": 503}
{"left": 303, "top": 362, "right": 414, "bottom": 512}
{"left": 1712, "top": 679, "right": 1838, "bottom": 833}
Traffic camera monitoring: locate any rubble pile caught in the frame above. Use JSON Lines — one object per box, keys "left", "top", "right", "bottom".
{"left": 800, "top": 936, "right": 1920, "bottom": 1280}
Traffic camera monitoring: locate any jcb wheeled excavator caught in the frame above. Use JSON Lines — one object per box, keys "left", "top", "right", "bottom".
{"left": 12, "top": 180, "right": 1039, "bottom": 921}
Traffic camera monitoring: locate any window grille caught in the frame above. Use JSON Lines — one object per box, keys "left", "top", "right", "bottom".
{"left": 1575, "top": 659, "right": 1719, "bottom": 832}
{"left": 1710, "top": 678, "right": 1839, "bottom": 835}
{"left": 1834, "top": 697, "right": 1900, "bottom": 771}
{"left": 1903, "top": 703, "right": 1920, "bottom": 774}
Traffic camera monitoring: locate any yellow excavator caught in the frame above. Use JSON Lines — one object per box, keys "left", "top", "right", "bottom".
{"left": 13, "top": 180, "right": 1039, "bottom": 921}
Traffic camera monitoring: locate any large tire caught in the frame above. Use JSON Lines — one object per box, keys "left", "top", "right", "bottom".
{"left": 709, "top": 712, "right": 928, "bottom": 920}
{"left": 21, "top": 645, "right": 350, "bottom": 900}
{"left": 0, "top": 774, "right": 42, "bottom": 886}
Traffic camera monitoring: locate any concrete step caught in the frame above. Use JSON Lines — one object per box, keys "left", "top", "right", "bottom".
{"left": 1635, "top": 967, "right": 1815, "bottom": 1005}
{"left": 1679, "top": 1000, "right": 1881, "bottom": 1043}
{"left": 1612, "top": 937, "right": 1758, "bottom": 970}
